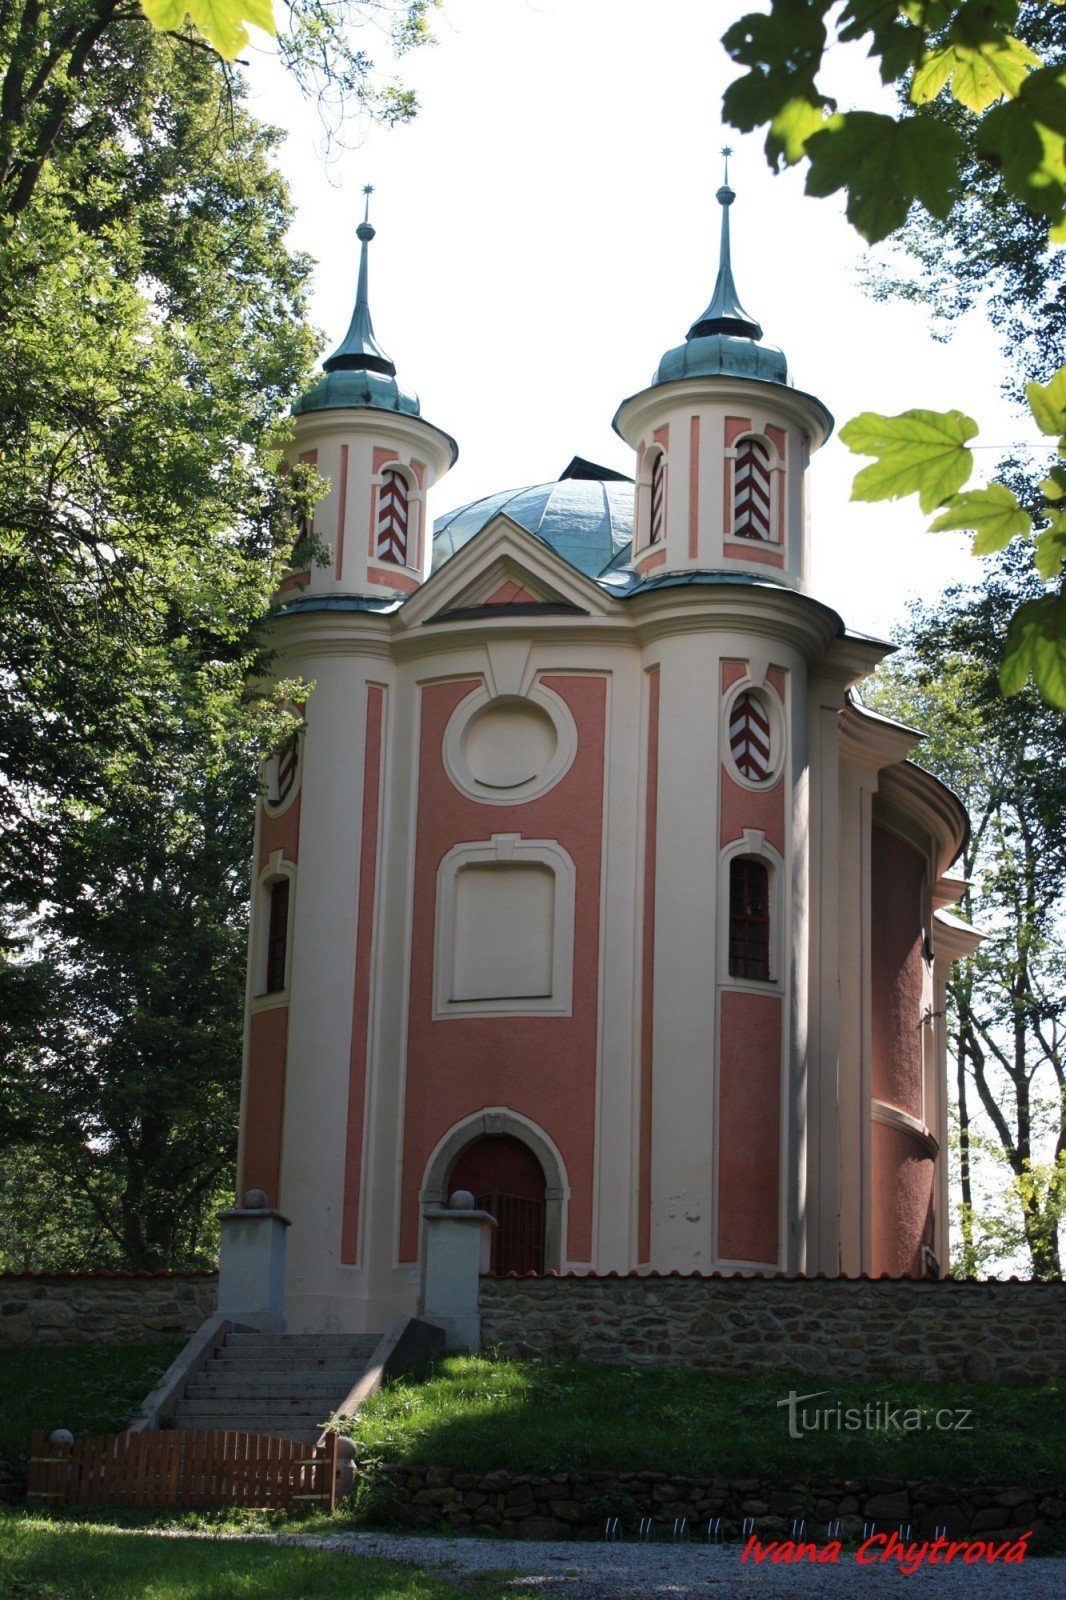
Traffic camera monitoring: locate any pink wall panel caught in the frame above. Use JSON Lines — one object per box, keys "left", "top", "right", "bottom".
{"left": 717, "top": 989, "right": 781, "bottom": 1263}
{"left": 257, "top": 793, "right": 301, "bottom": 873}
{"left": 871, "top": 826, "right": 925, "bottom": 1119}
{"left": 399, "top": 675, "right": 607, "bottom": 1264}
{"left": 241, "top": 1007, "right": 289, "bottom": 1205}
{"left": 871, "top": 1120, "right": 935, "bottom": 1276}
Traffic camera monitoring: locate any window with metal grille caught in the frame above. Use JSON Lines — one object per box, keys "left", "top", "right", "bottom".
{"left": 265, "top": 879, "right": 290, "bottom": 994}
{"left": 728, "top": 858, "right": 770, "bottom": 981}
{"left": 649, "top": 453, "right": 665, "bottom": 543}
{"left": 376, "top": 467, "right": 410, "bottom": 565}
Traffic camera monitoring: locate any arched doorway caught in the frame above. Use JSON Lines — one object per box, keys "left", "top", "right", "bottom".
{"left": 448, "top": 1135, "right": 547, "bottom": 1276}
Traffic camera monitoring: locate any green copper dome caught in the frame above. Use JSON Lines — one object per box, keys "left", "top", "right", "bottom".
{"left": 293, "top": 367, "right": 421, "bottom": 418}
{"left": 652, "top": 157, "right": 791, "bottom": 390}
{"left": 294, "top": 188, "right": 423, "bottom": 421}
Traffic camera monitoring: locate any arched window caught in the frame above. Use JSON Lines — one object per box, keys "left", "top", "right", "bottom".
{"left": 376, "top": 467, "right": 410, "bottom": 564}
{"left": 733, "top": 436, "right": 773, "bottom": 541}
{"left": 649, "top": 452, "right": 665, "bottom": 544}
{"left": 729, "top": 858, "right": 770, "bottom": 981}
{"left": 265, "top": 879, "right": 290, "bottom": 994}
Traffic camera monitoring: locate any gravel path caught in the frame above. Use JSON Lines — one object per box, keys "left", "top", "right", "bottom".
{"left": 286, "top": 1529, "right": 1066, "bottom": 1599}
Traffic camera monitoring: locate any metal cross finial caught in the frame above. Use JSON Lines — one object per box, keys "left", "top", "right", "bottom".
{"left": 722, "top": 145, "right": 732, "bottom": 184}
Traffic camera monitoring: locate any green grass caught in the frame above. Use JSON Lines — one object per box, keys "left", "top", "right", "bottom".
{"left": 0, "top": 1341, "right": 183, "bottom": 1461}
{"left": 0, "top": 1513, "right": 513, "bottom": 1599}
{"left": 342, "top": 1355, "right": 1066, "bottom": 1484}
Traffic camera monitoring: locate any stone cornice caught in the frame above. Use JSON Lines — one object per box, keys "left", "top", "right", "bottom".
{"left": 838, "top": 696, "right": 921, "bottom": 771}
{"left": 614, "top": 374, "right": 833, "bottom": 450}
{"left": 877, "top": 760, "right": 970, "bottom": 874}
{"left": 933, "top": 908, "right": 984, "bottom": 961}
{"left": 287, "top": 406, "right": 458, "bottom": 474}
{"left": 871, "top": 1098, "right": 940, "bottom": 1158}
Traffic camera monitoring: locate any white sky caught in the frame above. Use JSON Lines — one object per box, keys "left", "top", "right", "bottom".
{"left": 244, "top": 0, "right": 1045, "bottom": 641}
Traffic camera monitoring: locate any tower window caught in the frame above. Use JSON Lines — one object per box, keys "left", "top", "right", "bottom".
{"left": 728, "top": 691, "right": 773, "bottom": 783}
{"left": 269, "top": 732, "right": 299, "bottom": 808}
{"left": 649, "top": 453, "right": 665, "bottom": 544}
{"left": 729, "top": 858, "right": 770, "bottom": 981}
{"left": 265, "top": 879, "right": 290, "bottom": 994}
{"left": 376, "top": 467, "right": 410, "bottom": 565}
{"left": 733, "top": 437, "right": 772, "bottom": 541}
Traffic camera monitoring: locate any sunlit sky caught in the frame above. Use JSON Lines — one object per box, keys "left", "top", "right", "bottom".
{"left": 244, "top": 0, "right": 1044, "bottom": 641}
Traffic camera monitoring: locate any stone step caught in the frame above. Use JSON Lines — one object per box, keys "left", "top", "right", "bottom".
{"left": 195, "top": 1369, "right": 364, "bottom": 1382}
{"left": 224, "top": 1333, "right": 379, "bottom": 1352}
{"left": 180, "top": 1376, "right": 350, "bottom": 1401}
{"left": 171, "top": 1412, "right": 339, "bottom": 1432}
{"left": 208, "top": 1354, "right": 367, "bottom": 1375}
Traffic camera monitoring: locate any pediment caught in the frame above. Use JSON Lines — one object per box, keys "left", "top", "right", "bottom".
{"left": 398, "top": 513, "right": 619, "bottom": 628}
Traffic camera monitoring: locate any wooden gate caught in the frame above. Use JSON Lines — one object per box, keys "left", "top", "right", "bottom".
{"left": 27, "top": 1427, "right": 339, "bottom": 1510}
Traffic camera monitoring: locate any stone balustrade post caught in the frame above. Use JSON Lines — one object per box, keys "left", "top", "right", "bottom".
{"left": 419, "top": 1190, "right": 497, "bottom": 1351}
{"left": 216, "top": 1189, "right": 290, "bottom": 1332}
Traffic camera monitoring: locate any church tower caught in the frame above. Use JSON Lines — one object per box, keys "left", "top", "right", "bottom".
{"left": 614, "top": 154, "right": 831, "bottom": 589}
{"left": 236, "top": 195, "right": 458, "bottom": 1332}
{"left": 280, "top": 188, "right": 457, "bottom": 600}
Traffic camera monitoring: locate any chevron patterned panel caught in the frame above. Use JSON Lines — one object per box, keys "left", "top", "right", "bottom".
{"left": 376, "top": 468, "right": 410, "bottom": 565}
{"left": 274, "top": 733, "right": 299, "bottom": 805}
{"left": 650, "top": 454, "right": 665, "bottom": 543}
{"left": 729, "top": 692, "right": 772, "bottom": 782}
{"left": 733, "top": 437, "right": 772, "bottom": 541}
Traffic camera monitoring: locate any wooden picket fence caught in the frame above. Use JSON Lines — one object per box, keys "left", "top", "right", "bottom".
{"left": 27, "top": 1427, "right": 339, "bottom": 1510}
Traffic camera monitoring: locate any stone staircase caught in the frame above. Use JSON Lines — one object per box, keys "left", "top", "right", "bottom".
{"left": 168, "top": 1330, "right": 382, "bottom": 1441}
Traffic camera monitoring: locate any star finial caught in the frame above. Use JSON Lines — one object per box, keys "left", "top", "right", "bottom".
{"left": 362, "top": 184, "right": 374, "bottom": 225}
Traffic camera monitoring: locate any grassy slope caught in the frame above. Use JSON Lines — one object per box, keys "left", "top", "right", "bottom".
{"left": 3, "top": 1343, "right": 1061, "bottom": 1501}
{"left": 0, "top": 1342, "right": 183, "bottom": 1460}
{"left": 343, "top": 1356, "right": 1065, "bottom": 1484}
{"left": 0, "top": 1515, "right": 511, "bottom": 1599}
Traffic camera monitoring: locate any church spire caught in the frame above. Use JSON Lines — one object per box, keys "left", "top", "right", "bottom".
{"left": 686, "top": 149, "right": 763, "bottom": 344}
{"left": 323, "top": 186, "right": 397, "bottom": 377}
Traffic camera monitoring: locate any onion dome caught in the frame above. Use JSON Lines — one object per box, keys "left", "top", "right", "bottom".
{"left": 433, "top": 457, "right": 634, "bottom": 579}
{"left": 294, "top": 187, "right": 422, "bottom": 420}
{"left": 653, "top": 150, "right": 790, "bottom": 389}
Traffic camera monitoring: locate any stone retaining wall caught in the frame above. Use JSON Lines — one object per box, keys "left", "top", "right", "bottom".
{"left": 478, "top": 1276, "right": 1066, "bottom": 1380}
{"left": 0, "top": 1273, "right": 218, "bottom": 1345}
{"left": 373, "top": 1465, "right": 1066, "bottom": 1548}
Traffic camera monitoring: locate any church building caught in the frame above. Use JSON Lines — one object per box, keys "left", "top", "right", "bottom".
{"left": 236, "top": 174, "right": 979, "bottom": 1335}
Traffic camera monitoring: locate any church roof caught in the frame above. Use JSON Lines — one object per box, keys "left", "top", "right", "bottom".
{"left": 433, "top": 457, "right": 635, "bottom": 579}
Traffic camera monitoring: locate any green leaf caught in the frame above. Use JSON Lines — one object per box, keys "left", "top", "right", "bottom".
{"left": 1017, "top": 67, "right": 1066, "bottom": 136}
{"left": 139, "top": 0, "right": 275, "bottom": 57}
{"left": 945, "top": 35, "right": 1041, "bottom": 111}
{"left": 766, "top": 96, "right": 833, "bottom": 166}
{"left": 1000, "top": 592, "right": 1066, "bottom": 708}
{"left": 840, "top": 408, "right": 978, "bottom": 512}
{"left": 1034, "top": 518, "right": 1066, "bottom": 580}
{"left": 1040, "top": 467, "right": 1066, "bottom": 502}
{"left": 929, "top": 484, "right": 1031, "bottom": 552}
{"left": 911, "top": 48, "right": 955, "bottom": 104}
{"left": 978, "top": 99, "right": 1066, "bottom": 221}
{"left": 1027, "top": 366, "right": 1066, "bottom": 435}
{"left": 805, "top": 113, "right": 963, "bottom": 241}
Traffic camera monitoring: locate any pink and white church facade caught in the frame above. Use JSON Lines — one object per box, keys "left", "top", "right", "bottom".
{"left": 236, "top": 180, "right": 979, "bottom": 1335}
